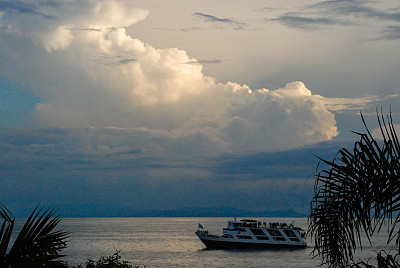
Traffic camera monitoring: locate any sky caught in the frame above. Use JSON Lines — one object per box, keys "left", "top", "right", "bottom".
{"left": 1, "top": 0, "right": 400, "bottom": 217}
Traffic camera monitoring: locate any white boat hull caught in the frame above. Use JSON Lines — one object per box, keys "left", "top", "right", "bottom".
{"left": 196, "top": 231, "right": 307, "bottom": 249}
{"left": 195, "top": 219, "right": 307, "bottom": 249}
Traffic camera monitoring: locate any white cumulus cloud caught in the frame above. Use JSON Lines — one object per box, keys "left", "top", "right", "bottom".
{"left": 223, "top": 82, "right": 338, "bottom": 151}
{"left": 0, "top": 0, "right": 345, "bottom": 153}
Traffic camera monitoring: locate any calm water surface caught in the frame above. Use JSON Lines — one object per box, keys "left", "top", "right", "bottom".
{"left": 55, "top": 217, "right": 394, "bottom": 267}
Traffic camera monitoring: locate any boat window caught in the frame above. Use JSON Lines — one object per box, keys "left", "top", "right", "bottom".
{"left": 250, "top": 228, "right": 265, "bottom": 236}
{"left": 273, "top": 237, "right": 287, "bottom": 241}
{"left": 289, "top": 238, "right": 300, "bottom": 242}
{"left": 222, "top": 234, "right": 233, "bottom": 238}
{"left": 256, "top": 236, "right": 269, "bottom": 240}
{"left": 237, "top": 235, "right": 252, "bottom": 239}
{"left": 234, "top": 228, "right": 246, "bottom": 232}
{"left": 266, "top": 229, "right": 283, "bottom": 237}
{"left": 283, "top": 230, "right": 297, "bottom": 237}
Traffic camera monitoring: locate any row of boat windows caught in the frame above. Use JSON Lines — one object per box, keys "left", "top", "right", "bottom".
{"left": 233, "top": 228, "right": 298, "bottom": 238}
{"left": 230, "top": 222, "right": 290, "bottom": 228}
{"left": 234, "top": 235, "right": 300, "bottom": 242}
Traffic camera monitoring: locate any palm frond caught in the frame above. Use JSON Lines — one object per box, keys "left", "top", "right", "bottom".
{"left": 309, "top": 111, "right": 400, "bottom": 267}
{"left": 0, "top": 204, "right": 14, "bottom": 265}
{"left": 0, "top": 204, "right": 69, "bottom": 267}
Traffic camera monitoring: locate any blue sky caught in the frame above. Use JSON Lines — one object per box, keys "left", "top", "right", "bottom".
{"left": 1, "top": 0, "right": 400, "bottom": 217}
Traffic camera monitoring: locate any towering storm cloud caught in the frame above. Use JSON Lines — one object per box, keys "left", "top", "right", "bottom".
{"left": 2, "top": 0, "right": 398, "bottom": 217}
{"left": 0, "top": 0, "right": 339, "bottom": 152}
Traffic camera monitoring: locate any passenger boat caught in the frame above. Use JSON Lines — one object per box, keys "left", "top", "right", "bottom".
{"left": 195, "top": 219, "right": 307, "bottom": 249}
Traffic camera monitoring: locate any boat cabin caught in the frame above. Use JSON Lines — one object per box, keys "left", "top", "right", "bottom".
{"left": 196, "top": 218, "right": 307, "bottom": 249}
{"left": 227, "top": 219, "right": 268, "bottom": 230}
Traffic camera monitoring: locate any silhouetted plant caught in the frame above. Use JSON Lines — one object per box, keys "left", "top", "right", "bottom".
{"left": 351, "top": 250, "right": 400, "bottom": 268}
{"left": 0, "top": 204, "right": 69, "bottom": 267}
{"left": 72, "top": 251, "right": 143, "bottom": 268}
{"left": 309, "top": 111, "right": 400, "bottom": 267}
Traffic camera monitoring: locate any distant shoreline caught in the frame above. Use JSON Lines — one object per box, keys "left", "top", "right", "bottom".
{"left": 54, "top": 206, "right": 308, "bottom": 218}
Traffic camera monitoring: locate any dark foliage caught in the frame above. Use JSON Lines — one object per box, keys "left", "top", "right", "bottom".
{"left": 72, "top": 251, "right": 143, "bottom": 268}
{"left": 0, "top": 204, "right": 69, "bottom": 267}
{"left": 309, "top": 111, "right": 400, "bottom": 267}
{"left": 351, "top": 250, "right": 400, "bottom": 268}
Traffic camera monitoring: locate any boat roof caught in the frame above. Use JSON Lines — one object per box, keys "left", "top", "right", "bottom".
{"left": 227, "top": 219, "right": 258, "bottom": 224}
{"left": 240, "top": 219, "right": 257, "bottom": 222}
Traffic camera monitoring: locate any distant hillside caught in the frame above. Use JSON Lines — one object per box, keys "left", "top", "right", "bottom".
{"left": 61, "top": 205, "right": 308, "bottom": 217}
{"left": 130, "top": 207, "right": 307, "bottom": 217}
{"left": 101, "top": 206, "right": 308, "bottom": 218}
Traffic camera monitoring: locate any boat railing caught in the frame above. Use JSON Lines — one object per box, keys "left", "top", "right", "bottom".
{"left": 228, "top": 221, "right": 300, "bottom": 230}
{"left": 196, "top": 229, "right": 209, "bottom": 235}
{"left": 240, "top": 222, "right": 294, "bottom": 229}
{"left": 269, "top": 222, "right": 289, "bottom": 229}
{"left": 197, "top": 229, "right": 220, "bottom": 237}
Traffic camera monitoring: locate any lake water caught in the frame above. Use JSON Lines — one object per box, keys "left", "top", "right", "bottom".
{"left": 51, "top": 217, "right": 395, "bottom": 267}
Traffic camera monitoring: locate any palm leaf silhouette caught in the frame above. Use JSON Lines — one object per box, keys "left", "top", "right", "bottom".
{"left": 309, "top": 111, "right": 400, "bottom": 267}
{"left": 0, "top": 204, "right": 69, "bottom": 267}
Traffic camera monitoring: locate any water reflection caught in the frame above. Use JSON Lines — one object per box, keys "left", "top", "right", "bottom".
{"left": 35, "top": 217, "right": 394, "bottom": 267}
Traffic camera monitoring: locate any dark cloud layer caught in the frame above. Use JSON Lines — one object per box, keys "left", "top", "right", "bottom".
{"left": 272, "top": 0, "right": 400, "bottom": 37}
{"left": 0, "top": 0, "right": 57, "bottom": 19}
{"left": 311, "top": 0, "right": 400, "bottom": 22}
{"left": 272, "top": 15, "right": 339, "bottom": 29}
{"left": 380, "top": 25, "right": 400, "bottom": 40}
{"left": 184, "top": 59, "right": 223, "bottom": 65}
{"left": 0, "top": 127, "right": 348, "bottom": 217}
{"left": 192, "top": 12, "right": 247, "bottom": 29}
